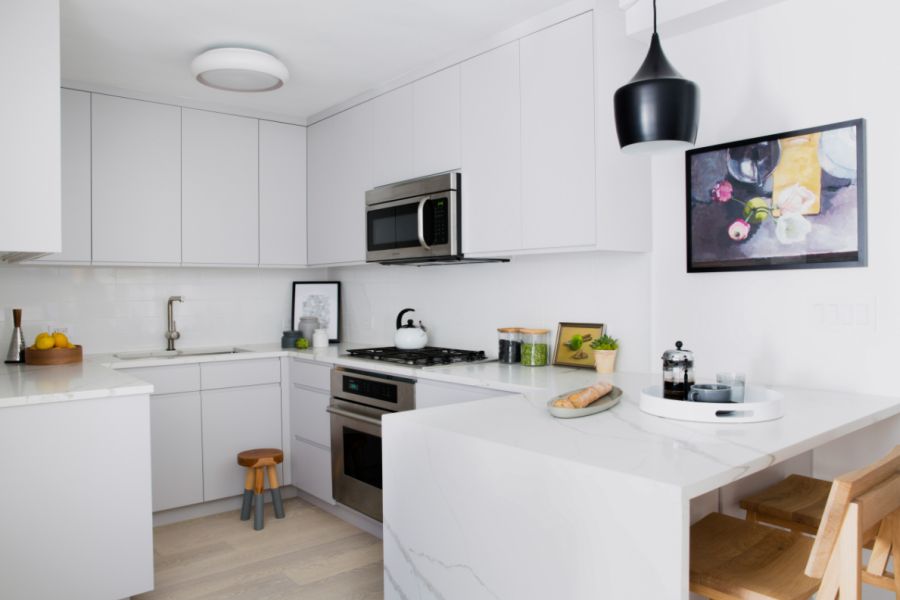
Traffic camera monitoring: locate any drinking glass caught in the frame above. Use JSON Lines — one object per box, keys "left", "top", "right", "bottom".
{"left": 716, "top": 372, "right": 746, "bottom": 403}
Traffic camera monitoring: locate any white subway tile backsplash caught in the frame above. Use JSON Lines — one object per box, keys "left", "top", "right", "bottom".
{"left": 0, "top": 265, "right": 326, "bottom": 354}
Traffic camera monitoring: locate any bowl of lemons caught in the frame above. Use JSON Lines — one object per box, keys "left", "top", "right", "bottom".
{"left": 24, "top": 331, "right": 83, "bottom": 365}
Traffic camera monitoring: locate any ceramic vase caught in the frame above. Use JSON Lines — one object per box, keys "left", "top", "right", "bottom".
{"left": 593, "top": 349, "right": 617, "bottom": 374}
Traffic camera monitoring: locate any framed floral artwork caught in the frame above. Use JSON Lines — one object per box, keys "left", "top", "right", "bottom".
{"left": 686, "top": 119, "right": 867, "bottom": 272}
{"left": 291, "top": 281, "right": 341, "bottom": 342}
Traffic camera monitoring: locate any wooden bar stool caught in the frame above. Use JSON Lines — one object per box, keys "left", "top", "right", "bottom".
{"left": 739, "top": 473, "right": 832, "bottom": 535}
{"left": 237, "top": 448, "right": 285, "bottom": 531}
{"left": 690, "top": 445, "right": 900, "bottom": 600}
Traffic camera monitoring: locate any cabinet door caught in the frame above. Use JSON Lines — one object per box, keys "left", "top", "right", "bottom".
{"left": 520, "top": 13, "right": 595, "bottom": 250}
{"left": 0, "top": 0, "right": 61, "bottom": 256}
{"left": 371, "top": 85, "right": 414, "bottom": 187}
{"left": 259, "top": 121, "right": 307, "bottom": 267}
{"left": 291, "top": 437, "right": 335, "bottom": 505}
{"left": 92, "top": 94, "right": 181, "bottom": 264}
{"left": 36, "top": 89, "right": 91, "bottom": 263}
{"left": 182, "top": 109, "right": 259, "bottom": 265}
{"left": 460, "top": 42, "right": 522, "bottom": 255}
{"left": 150, "top": 392, "right": 203, "bottom": 512}
{"left": 307, "top": 103, "right": 371, "bottom": 265}
{"left": 412, "top": 66, "right": 461, "bottom": 177}
{"left": 290, "top": 385, "right": 330, "bottom": 448}
{"left": 201, "top": 383, "right": 282, "bottom": 501}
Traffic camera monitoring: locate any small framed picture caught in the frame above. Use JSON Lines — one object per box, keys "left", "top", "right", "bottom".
{"left": 291, "top": 281, "right": 341, "bottom": 343}
{"left": 553, "top": 322, "right": 605, "bottom": 368}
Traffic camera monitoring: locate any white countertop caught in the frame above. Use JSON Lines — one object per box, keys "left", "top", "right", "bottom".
{"left": 93, "top": 342, "right": 606, "bottom": 397}
{"left": 0, "top": 361, "right": 153, "bottom": 409}
{"left": 16, "top": 342, "right": 900, "bottom": 499}
{"left": 384, "top": 370, "right": 900, "bottom": 499}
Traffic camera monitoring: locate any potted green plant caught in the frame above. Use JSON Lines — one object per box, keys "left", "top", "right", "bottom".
{"left": 590, "top": 334, "right": 619, "bottom": 374}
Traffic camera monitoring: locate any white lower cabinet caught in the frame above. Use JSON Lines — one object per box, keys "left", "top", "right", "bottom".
{"left": 289, "top": 359, "right": 335, "bottom": 504}
{"left": 150, "top": 391, "right": 203, "bottom": 511}
{"left": 201, "top": 383, "right": 283, "bottom": 502}
{"left": 291, "top": 437, "right": 335, "bottom": 505}
{"left": 291, "top": 384, "right": 331, "bottom": 448}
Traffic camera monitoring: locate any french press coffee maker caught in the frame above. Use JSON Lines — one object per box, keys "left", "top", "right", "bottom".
{"left": 662, "top": 341, "right": 694, "bottom": 400}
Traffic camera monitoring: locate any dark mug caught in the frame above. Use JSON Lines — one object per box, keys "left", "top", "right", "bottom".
{"left": 688, "top": 383, "right": 732, "bottom": 403}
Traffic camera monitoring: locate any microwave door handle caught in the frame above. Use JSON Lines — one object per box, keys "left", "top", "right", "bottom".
{"left": 417, "top": 197, "right": 432, "bottom": 250}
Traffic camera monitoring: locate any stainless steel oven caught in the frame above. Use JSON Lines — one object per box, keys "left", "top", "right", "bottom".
{"left": 327, "top": 367, "right": 415, "bottom": 521}
{"left": 365, "top": 172, "right": 460, "bottom": 264}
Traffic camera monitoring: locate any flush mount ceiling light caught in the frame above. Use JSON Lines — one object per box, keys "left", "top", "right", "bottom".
{"left": 614, "top": 0, "right": 699, "bottom": 154}
{"left": 191, "top": 48, "right": 289, "bottom": 92}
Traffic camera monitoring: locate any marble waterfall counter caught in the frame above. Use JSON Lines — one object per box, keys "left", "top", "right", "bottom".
{"left": 0, "top": 362, "right": 155, "bottom": 599}
{"left": 381, "top": 371, "right": 900, "bottom": 600}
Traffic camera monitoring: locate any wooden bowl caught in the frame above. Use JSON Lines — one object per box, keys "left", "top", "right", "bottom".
{"left": 24, "top": 345, "right": 83, "bottom": 365}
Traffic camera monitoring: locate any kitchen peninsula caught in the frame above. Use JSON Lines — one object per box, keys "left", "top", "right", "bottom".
{"left": 381, "top": 371, "right": 900, "bottom": 600}
{"left": 0, "top": 362, "right": 154, "bottom": 599}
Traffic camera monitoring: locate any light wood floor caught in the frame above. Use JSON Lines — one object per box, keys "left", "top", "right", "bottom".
{"left": 136, "top": 497, "right": 384, "bottom": 600}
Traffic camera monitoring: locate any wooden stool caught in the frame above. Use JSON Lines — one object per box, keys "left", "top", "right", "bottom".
{"left": 237, "top": 448, "right": 285, "bottom": 530}
{"left": 739, "top": 474, "right": 832, "bottom": 535}
{"left": 690, "top": 445, "right": 900, "bottom": 600}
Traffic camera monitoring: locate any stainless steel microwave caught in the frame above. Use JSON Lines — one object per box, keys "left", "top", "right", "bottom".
{"left": 365, "top": 172, "right": 461, "bottom": 265}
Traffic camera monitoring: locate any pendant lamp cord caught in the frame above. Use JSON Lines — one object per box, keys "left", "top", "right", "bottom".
{"left": 652, "top": 0, "right": 657, "bottom": 34}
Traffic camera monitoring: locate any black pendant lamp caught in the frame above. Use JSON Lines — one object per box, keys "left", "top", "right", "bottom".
{"left": 614, "top": 0, "right": 699, "bottom": 154}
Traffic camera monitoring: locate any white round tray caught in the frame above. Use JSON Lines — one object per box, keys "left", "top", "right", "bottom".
{"left": 639, "top": 385, "right": 784, "bottom": 423}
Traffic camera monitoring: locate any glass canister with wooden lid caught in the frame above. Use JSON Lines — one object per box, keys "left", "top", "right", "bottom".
{"left": 520, "top": 328, "right": 550, "bottom": 366}
{"left": 497, "top": 327, "right": 522, "bottom": 364}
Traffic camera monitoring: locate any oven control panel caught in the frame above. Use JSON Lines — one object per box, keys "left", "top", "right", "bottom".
{"left": 343, "top": 375, "right": 398, "bottom": 404}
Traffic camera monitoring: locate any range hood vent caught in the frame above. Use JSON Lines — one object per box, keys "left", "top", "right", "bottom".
{"left": 380, "top": 256, "right": 509, "bottom": 267}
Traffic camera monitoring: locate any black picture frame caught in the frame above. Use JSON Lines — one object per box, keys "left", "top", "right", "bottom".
{"left": 291, "top": 281, "right": 342, "bottom": 343}
{"left": 685, "top": 118, "right": 867, "bottom": 273}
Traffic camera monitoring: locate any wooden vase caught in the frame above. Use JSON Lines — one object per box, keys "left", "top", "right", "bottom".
{"left": 593, "top": 349, "right": 617, "bottom": 374}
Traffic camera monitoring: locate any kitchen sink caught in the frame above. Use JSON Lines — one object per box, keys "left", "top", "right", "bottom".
{"left": 113, "top": 347, "right": 250, "bottom": 360}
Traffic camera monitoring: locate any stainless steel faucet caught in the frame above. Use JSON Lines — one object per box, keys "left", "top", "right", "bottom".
{"left": 166, "top": 296, "right": 183, "bottom": 351}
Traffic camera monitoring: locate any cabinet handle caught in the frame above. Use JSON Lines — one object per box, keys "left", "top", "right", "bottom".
{"left": 326, "top": 405, "right": 382, "bottom": 427}
{"left": 417, "top": 196, "right": 431, "bottom": 250}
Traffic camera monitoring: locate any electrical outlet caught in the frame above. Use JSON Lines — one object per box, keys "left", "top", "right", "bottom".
{"left": 812, "top": 297, "right": 877, "bottom": 333}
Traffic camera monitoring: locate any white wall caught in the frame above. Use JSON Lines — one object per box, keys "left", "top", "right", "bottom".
{"left": 650, "top": 0, "right": 900, "bottom": 395}
{"left": 335, "top": 251, "right": 652, "bottom": 372}
{"left": 0, "top": 265, "right": 326, "bottom": 354}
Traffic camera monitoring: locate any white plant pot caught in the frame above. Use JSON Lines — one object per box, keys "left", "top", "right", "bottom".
{"left": 593, "top": 349, "right": 617, "bottom": 374}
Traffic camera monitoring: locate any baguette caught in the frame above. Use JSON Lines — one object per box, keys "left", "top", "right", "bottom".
{"left": 552, "top": 382, "right": 613, "bottom": 409}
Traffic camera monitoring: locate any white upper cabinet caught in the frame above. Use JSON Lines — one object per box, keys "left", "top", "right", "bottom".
{"left": 0, "top": 0, "right": 60, "bottom": 258}
{"left": 92, "top": 95, "right": 182, "bottom": 264}
{"left": 259, "top": 121, "right": 307, "bottom": 267}
{"left": 37, "top": 89, "right": 91, "bottom": 263}
{"left": 371, "top": 85, "right": 414, "bottom": 187}
{"left": 520, "top": 13, "right": 595, "bottom": 251}
{"left": 412, "top": 66, "right": 461, "bottom": 177}
{"left": 307, "top": 103, "right": 372, "bottom": 266}
{"left": 460, "top": 42, "right": 522, "bottom": 255}
{"left": 182, "top": 109, "right": 259, "bottom": 265}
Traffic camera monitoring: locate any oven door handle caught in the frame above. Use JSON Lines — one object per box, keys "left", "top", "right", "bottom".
{"left": 326, "top": 405, "right": 383, "bottom": 427}
{"left": 417, "top": 196, "right": 432, "bottom": 250}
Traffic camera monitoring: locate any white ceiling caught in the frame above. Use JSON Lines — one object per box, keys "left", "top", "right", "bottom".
{"left": 61, "top": 0, "right": 576, "bottom": 121}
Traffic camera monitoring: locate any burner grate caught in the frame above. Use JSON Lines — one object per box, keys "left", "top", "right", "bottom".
{"left": 347, "top": 346, "right": 487, "bottom": 366}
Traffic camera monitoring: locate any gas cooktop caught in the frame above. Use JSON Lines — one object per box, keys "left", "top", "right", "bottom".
{"left": 346, "top": 346, "right": 488, "bottom": 366}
